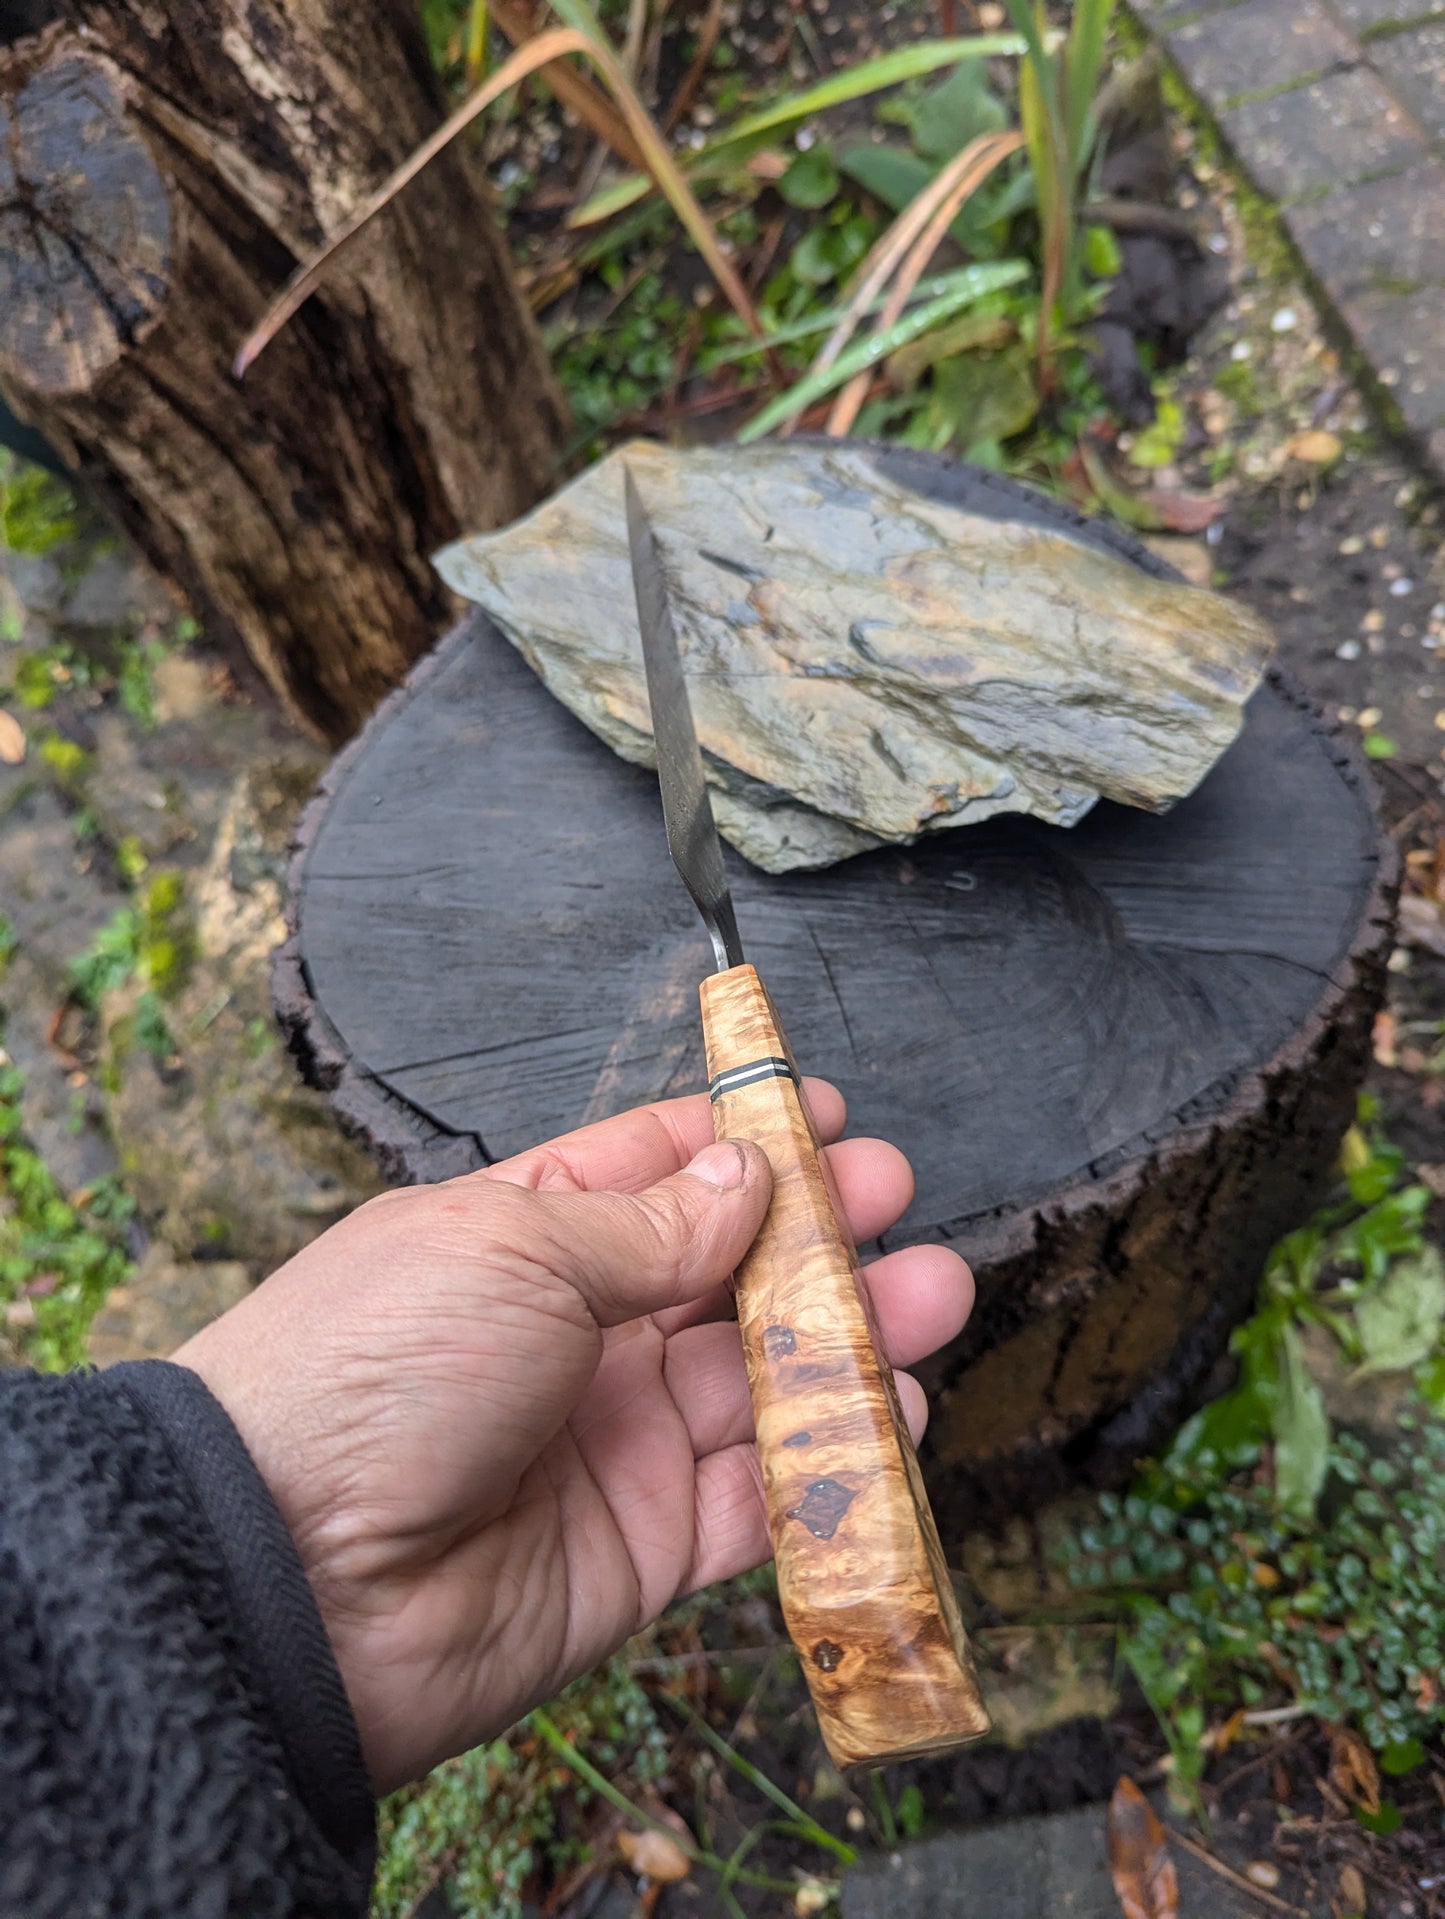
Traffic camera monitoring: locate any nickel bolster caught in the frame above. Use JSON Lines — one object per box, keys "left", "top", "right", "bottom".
{"left": 707, "top": 1057, "right": 799, "bottom": 1101}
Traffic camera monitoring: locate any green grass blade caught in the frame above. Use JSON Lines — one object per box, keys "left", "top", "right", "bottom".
{"left": 706, "top": 34, "right": 1025, "bottom": 154}
{"left": 998, "top": 0, "right": 1050, "bottom": 74}
{"left": 701, "top": 263, "right": 1013, "bottom": 366}
{"left": 541, "top": 0, "right": 765, "bottom": 336}
{"left": 464, "top": 0, "right": 490, "bottom": 87}
{"left": 545, "top": 0, "right": 609, "bottom": 34}
{"left": 685, "top": 1712, "right": 858, "bottom": 1866}
{"left": 1064, "top": 0, "right": 1115, "bottom": 173}
{"left": 738, "top": 260, "right": 1028, "bottom": 442}
{"left": 568, "top": 33, "right": 1026, "bottom": 227}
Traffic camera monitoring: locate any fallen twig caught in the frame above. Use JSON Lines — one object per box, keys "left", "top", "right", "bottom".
{"left": 490, "top": 0, "right": 645, "bottom": 167}
{"left": 825, "top": 129, "right": 1022, "bottom": 435}
{"left": 789, "top": 130, "right": 1020, "bottom": 436}
{"left": 664, "top": 0, "right": 723, "bottom": 132}
{"left": 1174, "top": 1833, "right": 1306, "bottom": 1917}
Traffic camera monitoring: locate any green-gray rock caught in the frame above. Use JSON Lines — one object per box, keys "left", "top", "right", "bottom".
{"left": 435, "top": 440, "right": 1273, "bottom": 873}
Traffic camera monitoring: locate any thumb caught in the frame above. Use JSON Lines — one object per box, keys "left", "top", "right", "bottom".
{"left": 529, "top": 1139, "right": 773, "bottom": 1326}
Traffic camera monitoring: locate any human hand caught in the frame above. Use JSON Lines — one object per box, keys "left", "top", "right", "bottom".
{"left": 174, "top": 1083, "right": 973, "bottom": 1794}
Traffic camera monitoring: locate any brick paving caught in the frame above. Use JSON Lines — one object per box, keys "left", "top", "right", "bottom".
{"left": 1139, "top": 0, "right": 1445, "bottom": 479}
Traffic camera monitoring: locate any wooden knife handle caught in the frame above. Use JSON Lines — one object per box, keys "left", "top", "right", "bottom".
{"left": 699, "top": 962, "right": 989, "bottom": 1772}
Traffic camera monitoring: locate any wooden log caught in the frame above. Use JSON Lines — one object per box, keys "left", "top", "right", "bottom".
{"left": 0, "top": 4, "right": 567, "bottom": 743}
{"left": 275, "top": 459, "right": 1396, "bottom": 1535}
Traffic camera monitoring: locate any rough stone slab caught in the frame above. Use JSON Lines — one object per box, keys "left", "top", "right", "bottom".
{"left": 1284, "top": 162, "right": 1445, "bottom": 298}
{"left": 435, "top": 439, "right": 1273, "bottom": 873}
{"left": 840, "top": 1809, "right": 1259, "bottom": 1919}
{"left": 1166, "top": 0, "right": 1357, "bottom": 110}
{"left": 1368, "top": 22, "right": 1445, "bottom": 142}
{"left": 1220, "top": 66, "right": 1426, "bottom": 200}
{"left": 1339, "top": 286, "right": 1445, "bottom": 433}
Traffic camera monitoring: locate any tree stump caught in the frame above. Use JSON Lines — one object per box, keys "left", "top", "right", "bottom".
{"left": 0, "top": 3, "right": 567, "bottom": 742}
{"left": 275, "top": 461, "right": 1396, "bottom": 1537}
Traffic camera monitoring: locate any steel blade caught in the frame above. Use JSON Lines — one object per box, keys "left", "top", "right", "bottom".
{"left": 625, "top": 467, "right": 744, "bottom": 973}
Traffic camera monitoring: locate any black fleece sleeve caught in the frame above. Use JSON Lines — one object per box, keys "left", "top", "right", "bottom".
{"left": 0, "top": 1359, "right": 376, "bottom": 1919}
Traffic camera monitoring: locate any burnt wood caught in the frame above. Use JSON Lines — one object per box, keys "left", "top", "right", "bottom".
{"left": 277, "top": 459, "right": 1396, "bottom": 1534}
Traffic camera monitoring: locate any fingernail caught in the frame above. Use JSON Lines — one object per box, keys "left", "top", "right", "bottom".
{"left": 689, "top": 1141, "right": 748, "bottom": 1190}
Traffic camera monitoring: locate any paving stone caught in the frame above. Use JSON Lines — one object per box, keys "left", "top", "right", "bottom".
{"left": 1368, "top": 22, "right": 1445, "bottom": 142}
{"left": 1127, "top": 0, "right": 1242, "bottom": 20}
{"left": 1284, "top": 162, "right": 1445, "bottom": 297}
{"left": 0, "top": 776, "right": 124, "bottom": 1193}
{"left": 1332, "top": 0, "right": 1445, "bottom": 29}
{"left": 1166, "top": 0, "right": 1357, "bottom": 110}
{"left": 1220, "top": 65, "right": 1427, "bottom": 199}
{"left": 841, "top": 1809, "right": 1258, "bottom": 1919}
{"left": 1339, "top": 285, "right": 1445, "bottom": 433}
{"left": 100, "top": 761, "right": 381, "bottom": 1270}
{"left": 86, "top": 1244, "right": 252, "bottom": 1366}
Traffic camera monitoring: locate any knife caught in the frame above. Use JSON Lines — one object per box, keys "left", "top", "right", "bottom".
{"left": 624, "top": 468, "right": 990, "bottom": 1771}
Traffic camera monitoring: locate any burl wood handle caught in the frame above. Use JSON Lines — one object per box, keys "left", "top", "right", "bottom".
{"left": 700, "top": 963, "right": 989, "bottom": 1771}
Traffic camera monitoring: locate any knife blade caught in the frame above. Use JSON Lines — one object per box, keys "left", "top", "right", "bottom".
{"left": 624, "top": 466, "right": 989, "bottom": 1772}
{"left": 624, "top": 469, "right": 743, "bottom": 975}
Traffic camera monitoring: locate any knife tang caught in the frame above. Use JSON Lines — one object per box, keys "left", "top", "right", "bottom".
{"left": 700, "top": 962, "right": 990, "bottom": 1771}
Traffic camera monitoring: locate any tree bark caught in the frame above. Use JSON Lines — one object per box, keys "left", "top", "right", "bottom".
{"left": 0, "top": 3, "right": 569, "bottom": 742}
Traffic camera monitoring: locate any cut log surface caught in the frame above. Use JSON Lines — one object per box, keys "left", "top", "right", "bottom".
{"left": 278, "top": 460, "right": 1395, "bottom": 1532}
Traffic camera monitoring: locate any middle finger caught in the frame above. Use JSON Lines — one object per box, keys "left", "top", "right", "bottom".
{"left": 663, "top": 1241, "right": 974, "bottom": 1457}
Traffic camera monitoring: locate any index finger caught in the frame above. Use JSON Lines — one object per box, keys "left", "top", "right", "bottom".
{"left": 483, "top": 1077, "right": 846, "bottom": 1196}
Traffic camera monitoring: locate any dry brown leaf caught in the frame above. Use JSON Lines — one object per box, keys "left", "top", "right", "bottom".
{"left": 1203, "top": 1706, "right": 1247, "bottom": 1755}
{"left": 1400, "top": 892, "right": 1445, "bottom": 960}
{"left": 1285, "top": 429, "right": 1342, "bottom": 466}
{"left": 617, "top": 1821, "right": 692, "bottom": 1884}
{"left": 1372, "top": 1010, "right": 1399, "bottom": 1069}
{"left": 0, "top": 708, "right": 26, "bottom": 765}
{"left": 1108, "top": 1777, "right": 1179, "bottom": 1919}
{"left": 1145, "top": 486, "right": 1228, "bottom": 534}
{"left": 1338, "top": 1862, "right": 1367, "bottom": 1914}
{"left": 1328, "top": 1724, "right": 1381, "bottom": 1814}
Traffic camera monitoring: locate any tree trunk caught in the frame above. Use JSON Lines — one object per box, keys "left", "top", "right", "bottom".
{"left": 270, "top": 461, "right": 1396, "bottom": 1537}
{"left": 0, "top": 2, "right": 569, "bottom": 742}
{"left": 278, "top": 625, "right": 1392, "bottom": 1534}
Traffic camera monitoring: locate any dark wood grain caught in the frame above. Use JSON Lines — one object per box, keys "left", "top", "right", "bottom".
{"left": 278, "top": 456, "right": 1395, "bottom": 1526}
{"left": 0, "top": 5, "right": 566, "bottom": 741}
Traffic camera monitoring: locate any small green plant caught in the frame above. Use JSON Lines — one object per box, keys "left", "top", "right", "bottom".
{"left": 1072, "top": 1419, "right": 1445, "bottom": 1794}
{"left": 372, "top": 1657, "right": 670, "bottom": 1919}
{"left": 714, "top": 45, "right": 1114, "bottom": 463}
{"left": 0, "top": 1050, "right": 135, "bottom": 1370}
{"left": 69, "top": 871, "right": 196, "bottom": 1062}
{"left": 1002, "top": 0, "right": 1115, "bottom": 376}
{"left": 37, "top": 732, "right": 92, "bottom": 793}
{"left": 0, "top": 453, "right": 78, "bottom": 557}
{"left": 4, "top": 614, "right": 195, "bottom": 729}
{"left": 1058, "top": 1098, "right": 1445, "bottom": 1791}
{"left": 374, "top": 1562, "right": 853, "bottom": 1918}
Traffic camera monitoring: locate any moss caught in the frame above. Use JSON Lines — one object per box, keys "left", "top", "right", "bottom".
{"left": 0, "top": 1050, "right": 135, "bottom": 1370}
